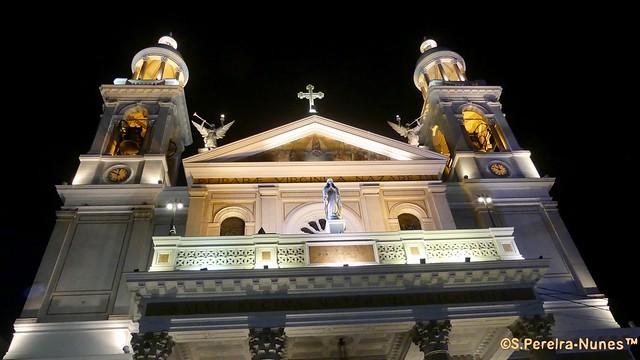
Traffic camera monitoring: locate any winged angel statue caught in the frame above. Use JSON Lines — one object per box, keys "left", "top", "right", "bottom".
{"left": 191, "top": 112, "right": 235, "bottom": 150}
{"left": 387, "top": 115, "right": 423, "bottom": 146}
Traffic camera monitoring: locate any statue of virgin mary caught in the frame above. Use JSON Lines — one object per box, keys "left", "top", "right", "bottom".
{"left": 322, "top": 178, "right": 342, "bottom": 220}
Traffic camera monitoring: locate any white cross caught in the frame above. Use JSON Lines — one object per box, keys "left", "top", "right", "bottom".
{"left": 297, "top": 84, "right": 324, "bottom": 113}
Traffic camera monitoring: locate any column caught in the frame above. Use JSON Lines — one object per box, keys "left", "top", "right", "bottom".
{"left": 436, "top": 61, "right": 448, "bottom": 81}
{"left": 427, "top": 184, "right": 456, "bottom": 230}
{"left": 156, "top": 56, "right": 168, "bottom": 80}
{"left": 136, "top": 55, "right": 149, "bottom": 80}
{"left": 88, "top": 104, "right": 116, "bottom": 154}
{"left": 411, "top": 320, "right": 452, "bottom": 360}
{"left": 508, "top": 314, "right": 556, "bottom": 360}
{"left": 147, "top": 102, "right": 173, "bottom": 154}
{"left": 185, "top": 188, "right": 207, "bottom": 236}
{"left": 130, "top": 331, "right": 175, "bottom": 360}
{"left": 258, "top": 185, "right": 279, "bottom": 233}
{"left": 485, "top": 103, "right": 522, "bottom": 151}
{"left": 361, "top": 184, "right": 386, "bottom": 231}
{"left": 248, "top": 327, "right": 286, "bottom": 360}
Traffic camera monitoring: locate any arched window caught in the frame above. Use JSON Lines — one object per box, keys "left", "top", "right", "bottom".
{"left": 220, "top": 217, "right": 245, "bottom": 236}
{"left": 462, "top": 109, "right": 504, "bottom": 152}
{"left": 431, "top": 125, "right": 450, "bottom": 156}
{"left": 107, "top": 106, "right": 149, "bottom": 155}
{"left": 398, "top": 213, "right": 422, "bottom": 230}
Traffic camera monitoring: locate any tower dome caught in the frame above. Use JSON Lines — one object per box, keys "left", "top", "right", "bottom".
{"left": 413, "top": 39, "right": 466, "bottom": 90}
{"left": 129, "top": 35, "right": 189, "bottom": 86}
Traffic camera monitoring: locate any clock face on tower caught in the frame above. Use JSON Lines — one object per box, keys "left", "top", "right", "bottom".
{"left": 105, "top": 166, "right": 131, "bottom": 183}
{"left": 489, "top": 162, "right": 509, "bottom": 177}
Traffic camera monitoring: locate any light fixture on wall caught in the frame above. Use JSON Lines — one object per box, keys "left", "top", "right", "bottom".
{"left": 476, "top": 193, "right": 496, "bottom": 227}
{"left": 166, "top": 200, "right": 184, "bottom": 235}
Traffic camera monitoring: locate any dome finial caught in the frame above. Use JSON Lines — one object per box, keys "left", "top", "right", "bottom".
{"left": 420, "top": 39, "right": 438, "bottom": 54}
{"left": 158, "top": 34, "right": 178, "bottom": 50}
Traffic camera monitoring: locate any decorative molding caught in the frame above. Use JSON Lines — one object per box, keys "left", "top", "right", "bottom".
{"left": 377, "top": 243, "right": 407, "bottom": 264}
{"left": 428, "top": 86, "right": 503, "bottom": 101}
{"left": 213, "top": 205, "right": 255, "bottom": 223}
{"left": 129, "top": 259, "right": 549, "bottom": 298}
{"left": 175, "top": 248, "right": 256, "bottom": 268}
{"left": 425, "top": 240, "right": 499, "bottom": 262}
{"left": 277, "top": 246, "right": 306, "bottom": 267}
{"left": 100, "top": 85, "right": 185, "bottom": 101}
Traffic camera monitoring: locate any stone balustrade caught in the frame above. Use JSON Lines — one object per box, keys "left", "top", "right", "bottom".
{"left": 149, "top": 227, "right": 523, "bottom": 272}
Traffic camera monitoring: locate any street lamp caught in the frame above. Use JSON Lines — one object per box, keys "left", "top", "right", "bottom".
{"left": 166, "top": 200, "right": 184, "bottom": 235}
{"left": 477, "top": 193, "right": 496, "bottom": 227}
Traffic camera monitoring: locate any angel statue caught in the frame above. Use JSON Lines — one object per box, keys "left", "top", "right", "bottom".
{"left": 387, "top": 115, "right": 423, "bottom": 146}
{"left": 191, "top": 112, "right": 235, "bottom": 151}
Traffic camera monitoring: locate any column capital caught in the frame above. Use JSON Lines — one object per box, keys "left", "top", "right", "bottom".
{"left": 411, "top": 320, "right": 452, "bottom": 360}
{"left": 509, "top": 315, "right": 556, "bottom": 360}
{"left": 509, "top": 314, "right": 555, "bottom": 341}
{"left": 130, "top": 331, "right": 175, "bottom": 360}
{"left": 248, "top": 327, "right": 286, "bottom": 360}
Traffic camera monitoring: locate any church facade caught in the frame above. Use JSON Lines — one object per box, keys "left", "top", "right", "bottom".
{"left": 3, "top": 36, "right": 637, "bottom": 359}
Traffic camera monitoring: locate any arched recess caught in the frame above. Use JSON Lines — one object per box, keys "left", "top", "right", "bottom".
{"left": 458, "top": 104, "right": 508, "bottom": 152}
{"left": 388, "top": 202, "right": 434, "bottom": 231}
{"left": 220, "top": 217, "right": 245, "bottom": 236}
{"left": 398, "top": 214, "right": 421, "bottom": 230}
{"left": 211, "top": 206, "right": 255, "bottom": 236}
{"left": 106, "top": 104, "right": 150, "bottom": 156}
{"left": 283, "top": 202, "right": 365, "bottom": 234}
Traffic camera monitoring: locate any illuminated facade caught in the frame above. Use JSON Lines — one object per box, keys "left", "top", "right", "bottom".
{"left": 3, "top": 37, "right": 637, "bottom": 360}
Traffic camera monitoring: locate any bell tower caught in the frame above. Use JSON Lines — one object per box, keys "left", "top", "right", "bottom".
{"left": 414, "top": 39, "right": 539, "bottom": 181}
{"left": 73, "top": 35, "right": 192, "bottom": 189}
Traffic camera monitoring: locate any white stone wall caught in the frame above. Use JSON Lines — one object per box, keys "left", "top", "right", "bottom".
{"left": 185, "top": 181, "right": 456, "bottom": 237}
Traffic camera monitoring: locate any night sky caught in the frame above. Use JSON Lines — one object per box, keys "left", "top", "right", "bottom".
{"left": 1, "top": 10, "right": 636, "bottom": 354}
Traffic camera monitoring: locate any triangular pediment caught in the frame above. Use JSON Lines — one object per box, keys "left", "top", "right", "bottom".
{"left": 183, "top": 116, "right": 448, "bottom": 184}
{"left": 184, "top": 115, "right": 448, "bottom": 163}
{"left": 212, "top": 134, "right": 395, "bottom": 162}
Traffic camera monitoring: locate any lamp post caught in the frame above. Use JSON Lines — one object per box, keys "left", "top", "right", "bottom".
{"left": 476, "top": 194, "right": 496, "bottom": 227}
{"left": 166, "top": 200, "right": 183, "bottom": 235}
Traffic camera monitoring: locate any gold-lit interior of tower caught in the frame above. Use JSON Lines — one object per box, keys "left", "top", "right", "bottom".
{"left": 127, "top": 36, "right": 189, "bottom": 86}
{"left": 420, "top": 61, "right": 466, "bottom": 85}
{"left": 133, "top": 56, "right": 185, "bottom": 84}
{"left": 415, "top": 40, "right": 467, "bottom": 120}
{"left": 431, "top": 125, "right": 450, "bottom": 156}
{"left": 106, "top": 107, "right": 149, "bottom": 156}
{"left": 462, "top": 109, "right": 506, "bottom": 152}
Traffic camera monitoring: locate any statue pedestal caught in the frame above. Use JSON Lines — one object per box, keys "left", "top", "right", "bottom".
{"left": 198, "top": 147, "right": 213, "bottom": 153}
{"left": 326, "top": 219, "right": 346, "bottom": 234}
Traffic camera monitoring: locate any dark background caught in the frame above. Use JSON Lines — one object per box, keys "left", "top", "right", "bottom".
{"left": 1, "top": 8, "right": 636, "bottom": 355}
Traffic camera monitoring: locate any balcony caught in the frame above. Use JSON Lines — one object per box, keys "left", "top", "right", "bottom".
{"left": 149, "top": 227, "right": 523, "bottom": 272}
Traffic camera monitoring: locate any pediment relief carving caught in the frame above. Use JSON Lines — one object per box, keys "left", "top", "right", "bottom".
{"left": 218, "top": 134, "right": 391, "bottom": 162}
